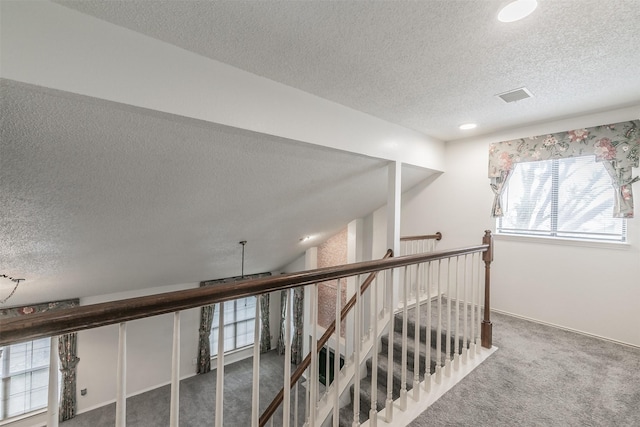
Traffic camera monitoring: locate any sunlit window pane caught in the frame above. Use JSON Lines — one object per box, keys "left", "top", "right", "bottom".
{"left": 1, "top": 341, "right": 50, "bottom": 421}
{"left": 498, "top": 157, "right": 626, "bottom": 242}
{"left": 209, "top": 296, "right": 257, "bottom": 357}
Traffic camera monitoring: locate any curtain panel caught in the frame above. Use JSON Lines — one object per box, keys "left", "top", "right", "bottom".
{"left": 259, "top": 293, "right": 271, "bottom": 353}
{"left": 488, "top": 120, "right": 640, "bottom": 218}
{"left": 58, "top": 333, "right": 80, "bottom": 421}
{"left": 196, "top": 304, "right": 215, "bottom": 374}
{"left": 291, "top": 287, "right": 304, "bottom": 364}
{"left": 0, "top": 298, "right": 80, "bottom": 421}
{"left": 276, "top": 290, "right": 287, "bottom": 355}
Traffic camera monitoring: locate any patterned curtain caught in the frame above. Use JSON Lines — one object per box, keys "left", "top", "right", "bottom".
{"left": 276, "top": 290, "right": 288, "bottom": 355}
{"left": 291, "top": 287, "right": 304, "bottom": 365}
{"left": 489, "top": 170, "right": 512, "bottom": 217}
{"left": 259, "top": 293, "right": 271, "bottom": 353}
{"left": 196, "top": 304, "right": 215, "bottom": 374}
{"left": 488, "top": 120, "right": 640, "bottom": 218}
{"left": 58, "top": 333, "right": 80, "bottom": 421}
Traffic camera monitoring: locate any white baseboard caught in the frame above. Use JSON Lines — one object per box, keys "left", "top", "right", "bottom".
{"left": 492, "top": 308, "right": 640, "bottom": 349}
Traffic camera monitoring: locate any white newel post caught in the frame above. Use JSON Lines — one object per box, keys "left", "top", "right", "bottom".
{"left": 47, "top": 335, "right": 59, "bottom": 427}
{"left": 116, "top": 322, "right": 127, "bottom": 427}
{"left": 170, "top": 312, "right": 181, "bottom": 427}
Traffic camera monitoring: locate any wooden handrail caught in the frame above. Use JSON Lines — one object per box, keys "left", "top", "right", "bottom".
{"left": 0, "top": 244, "right": 487, "bottom": 346}
{"left": 259, "top": 250, "right": 393, "bottom": 427}
{"left": 400, "top": 231, "right": 442, "bottom": 241}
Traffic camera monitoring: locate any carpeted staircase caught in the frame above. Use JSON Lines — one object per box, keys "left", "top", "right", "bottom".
{"left": 338, "top": 300, "right": 463, "bottom": 426}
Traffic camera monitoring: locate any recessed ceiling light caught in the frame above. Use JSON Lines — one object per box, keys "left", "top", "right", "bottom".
{"left": 459, "top": 123, "right": 477, "bottom": 130}
{"left": 498, "top": 0, "right": 538, "bottom": 23}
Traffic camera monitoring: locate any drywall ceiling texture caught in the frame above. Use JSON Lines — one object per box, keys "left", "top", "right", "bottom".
{"left": 55, "top": 0, "right": 640, "bottom": 141}
{"left": 0, "top": 80, "right": 431, "bottom": 305}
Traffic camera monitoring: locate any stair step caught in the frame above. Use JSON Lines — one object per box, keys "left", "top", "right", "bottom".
{"left": 337, "top": 301, "right": 472, "bottom": 426}
{"left": 367, "top": 351, "right": 425, "bottom": 394}
{"left": 347, "top": 374, "right": 387, "bottom": 425}
{"left": 382, "top": 329, "right": 462, "bottom": 370}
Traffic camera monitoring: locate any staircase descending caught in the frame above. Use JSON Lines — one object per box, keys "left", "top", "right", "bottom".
{"left": 339, "top": 298, "right": 466, "bottom": 426}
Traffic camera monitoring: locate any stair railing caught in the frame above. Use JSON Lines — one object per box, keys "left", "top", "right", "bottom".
{"left": 0, "top": 231, "right": 493, "bottom": 427}
{"left": 260, "top": 231, "right": 496, "bottom": 427}
{"left": 399, "top": 232, "right": 442, "bottom": 304}
{"left": 259, "top": 250, "right": 394, "bottom": 427}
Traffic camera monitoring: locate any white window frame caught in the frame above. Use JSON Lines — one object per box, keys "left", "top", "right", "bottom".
{"left": 0, "top": 338, "right": 50, "bottom": 421}
{"left": 496, "top": 157, "right": 627, "bottom": 244}
{"left": 210, "top": 296, "right": 257, "bottom": 356}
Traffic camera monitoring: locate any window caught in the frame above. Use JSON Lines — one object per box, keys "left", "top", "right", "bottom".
{"left": 497, "top": 156, "right": 626, "bottom": 242}
{"left": 210, "top": 296, "right": 256, "bottom": 356}
{"left": 0, "top": 338, "right": 50, "bottom": 420}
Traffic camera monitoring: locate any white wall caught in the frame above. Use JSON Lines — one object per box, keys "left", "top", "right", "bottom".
{"left": 76, "top": 283, "right": 201, "bottom": 413}
{"left": 401, "top": 106, "right": 640, "bottom": 347}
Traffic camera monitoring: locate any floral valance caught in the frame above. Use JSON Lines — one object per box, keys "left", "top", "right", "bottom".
{"left": 488, "top": 120, "right": 640, "bottom": 218}
{"left": 0, "top": 298, "right": 80, "bottom": 318}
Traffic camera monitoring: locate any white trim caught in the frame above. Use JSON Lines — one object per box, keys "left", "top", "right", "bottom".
{"left": 76, "top": 371, "right": 199, "bottom": 416}
{"left": 494, "top": 232, "right": 630, "bottom": 250}
{"left": 210, "top": 345, "right": 254, "bottom": 367}
{"left": 0, "top": 409, "right": 46, "bottom": 427}
{"left": 492, "top": 308, "right": 640, "bottom": 349}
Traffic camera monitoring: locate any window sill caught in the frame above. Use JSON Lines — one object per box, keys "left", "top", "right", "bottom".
{"left": 0, "top": 408, "right": 46, "bottom": 426}
{"left": 494, "top": 232, "right": 631, "bottom": 250}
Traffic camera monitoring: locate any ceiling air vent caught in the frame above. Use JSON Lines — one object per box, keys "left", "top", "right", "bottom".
{"left": 496, "top": 87, "right": 533, "bottom": 103}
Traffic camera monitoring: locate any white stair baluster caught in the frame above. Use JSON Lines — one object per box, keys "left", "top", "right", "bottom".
{"left": 353, "top": 276, "right": 361, "bottom": 427}
{"left": 462, "top": 255, "right": 474, "bottom": 363}
{"left": 424, "top": 262, "right": 432, "bottom": 393}
{"left": 435, "top": 260, "right": 442, "bottom": 384}
{"left": 295, "top": 380, "right": 300, "bottom": 427}
{"left": 284, "top": 290, "right": 292, "bottom": 427}
{"left": 333, "top": 279, "right": 341, "bottom": 427}
{"left": 324, "top": 342, "right": 330, "bottom": 399}
{"left": 215, "top": 303, "right": 224, "bottom": 427}
{"left": 385, "top": 269, "right": 394, "bottom": 423}
{"left": 454, "top": 257, "right": 460, "bottom": 371}
{"left": 476, "top": 253, "right": 483, "bottom": 354}
{"left": 310, "top": 284, "right": 318, "bottom": 427}
{"left": 369, "top": 274, "right": 379, "bottom": 426}
{"left": 469, "top": 254, "right": 476, "bottom": 358}
{"left": 413, "top": 263, "right": 422, "bottom": 401}
{"left": 116, "top": 322, "right": 127, "bottom": 427}
{"left": 251, "top": 296, "right": 261, "bottom": 427}
{"left": 400, "top": 266, "right": 408, "bottom": 410}
{"left": 445, "top": 259, "right": 452, "bottom": 377}
{"left": 170, "top": 312, "right": 180, "bottom": 427}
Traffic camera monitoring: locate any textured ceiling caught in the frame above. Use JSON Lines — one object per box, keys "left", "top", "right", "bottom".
{"left": 3, "top": 0, "right": 640, "bottom": 305}
{"left": 0, "top": 80, "right": 431, "bottom": 304}
{"left": 55, "top": 0, "right": 640, "bottom": 141}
